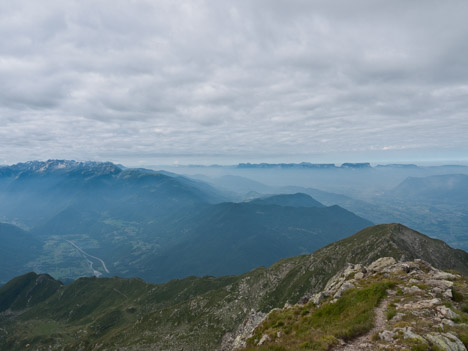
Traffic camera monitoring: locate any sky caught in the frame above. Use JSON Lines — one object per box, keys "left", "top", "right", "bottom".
{"left": 1, "top": 0, "right": 468, "bottom": 166}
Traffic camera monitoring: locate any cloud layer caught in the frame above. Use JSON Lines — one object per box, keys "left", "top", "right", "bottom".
{"left": 1, "top": 0, "right": 468, "bottom": 164}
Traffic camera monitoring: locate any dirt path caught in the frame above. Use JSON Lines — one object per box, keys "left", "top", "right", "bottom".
{"left": 333, "top": 298, "right": 388, "bottom": 351}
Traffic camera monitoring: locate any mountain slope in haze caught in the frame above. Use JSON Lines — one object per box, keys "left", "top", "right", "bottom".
{"left": 1, "top": 224, "right": 467, "bottom": 351}
{"left": 0, "top": 160, "right": 378, "bottom": 284}
{"left": 0, "top": 160, "right": 230, "bottom": 282}
{"left": 139, "top": 202, "right": 372, "bottom": 282}
{"left": 0, "top": 223, "right": 42, "bottom": 284}
{"left": 0, "top": 160, "right": 226, "bottom": 228}
{"left": 248, "top": 193, "right": 325, "bottom": 208}
{"left": 196, "top": 173, "right": 468, "bottom": 252}
{"left": 388, "top": 173, "right": 468, "bottom": 204}
{"left": 191, "top": 174, "right": 398, "bottom": 226}
{"left": 370, "top": 173, "right": 468, "bottom": 251}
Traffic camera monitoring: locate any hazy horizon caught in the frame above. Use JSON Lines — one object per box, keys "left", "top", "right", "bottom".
{"left": 2, "top": 156, "right": 468, "bottom": 169}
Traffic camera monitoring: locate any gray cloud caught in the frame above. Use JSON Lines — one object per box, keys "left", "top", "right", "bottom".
{"left": 1, "top": 0, "right": 468, "bottom": 165}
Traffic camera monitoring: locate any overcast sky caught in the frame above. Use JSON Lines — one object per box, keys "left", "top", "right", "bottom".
{"left": 1, "top": 0, "right": 468, "bottom": 166}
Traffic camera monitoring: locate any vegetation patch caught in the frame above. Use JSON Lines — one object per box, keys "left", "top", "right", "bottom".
{"left": 244, "top": 281, "right": 394, "bottom": 350}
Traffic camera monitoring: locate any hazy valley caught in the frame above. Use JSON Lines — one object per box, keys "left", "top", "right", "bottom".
{"left": 1, "top": 160, "right": 468, "bottom": 350}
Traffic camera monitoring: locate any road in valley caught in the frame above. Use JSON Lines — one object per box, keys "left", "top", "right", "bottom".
{"left": 66, "top": 240, "right": 110, "bottom": 277}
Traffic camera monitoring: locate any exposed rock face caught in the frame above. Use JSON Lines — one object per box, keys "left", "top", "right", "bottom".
{"left": 219, "top": 310, "right": 267, "bottom": 351}
{"left": 322, "top": 263, "right": 366, "bottom": 300}
{"left": 425, "top": 333, "right": 466, "bottom": 351}
{"left": 367, "top": 257, "right": 397, "bottom": 272}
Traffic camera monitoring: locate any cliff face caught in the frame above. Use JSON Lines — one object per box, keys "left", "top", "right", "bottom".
{"left": 240, "top": 257, "right": 468, "bottom": 351}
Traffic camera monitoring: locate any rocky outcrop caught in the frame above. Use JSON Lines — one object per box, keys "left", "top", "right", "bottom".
{"left": 241, "top": 257, "right": 468, "bottom": 351}
{"left": 218, "top": 310, "right": 267, "bottom": 351}
{"left": 424, "top": 333, "right": 466, "bottom": 351}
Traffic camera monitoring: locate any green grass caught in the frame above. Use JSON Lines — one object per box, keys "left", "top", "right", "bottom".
{"left": 386, "top": 306, "right": 397, "bottom": 320}
{"left": 452, "top": 288, "right": 464, "bottom": 302}
{"left": 244, "top": 281, "right": 395, "bottom": 350}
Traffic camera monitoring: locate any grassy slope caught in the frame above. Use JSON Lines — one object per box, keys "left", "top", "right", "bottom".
{"left": 244, "top": 281, "right": 394, "bottom": 351}
{"left": 242, "top": 270, "right": 468, "bottom": 351}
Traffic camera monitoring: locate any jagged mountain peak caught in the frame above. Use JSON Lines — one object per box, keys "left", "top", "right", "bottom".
{"left": 1, "top": 159, "right": 122, "bottom": 177}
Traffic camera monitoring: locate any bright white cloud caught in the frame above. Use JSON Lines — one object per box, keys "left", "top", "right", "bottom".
{"left": 1, "top": 0, "right": 468, "bottom": 164}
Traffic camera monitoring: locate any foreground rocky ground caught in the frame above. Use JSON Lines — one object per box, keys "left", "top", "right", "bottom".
{"left": 239, "top": 257, "right": 468, "bottom": 351}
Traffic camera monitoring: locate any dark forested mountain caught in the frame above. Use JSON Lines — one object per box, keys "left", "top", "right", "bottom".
{"left": 0, "top": 160, "right": 373, "bottom": 284}
{"left": 0, "top": 223, "right": 42, "bottom": 284}
{"left": 140, "top": 202, "right": 371, "bottom": 281}
{"left": 193, "top": 172, "right": 468, "bottom": 252}
{"left": 1, "top": 224, "right": 467, "bottom": 351}
{"left": 248, "top": 193, "right": 325, "bottom": 208}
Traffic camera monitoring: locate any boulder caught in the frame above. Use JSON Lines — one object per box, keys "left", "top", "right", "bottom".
{"left": 436, "top": 306, "right": 459, "bottom": 320}
{"left": 425, "top": 332, "right": 466, "bottom": 351}
{"left": 399, "top": 327, "right": 427, "bottom": 344}
{"left": 431, "top": 271, "right": 457, "bottom": 281}
{"left": 311, "top": 292, "right": 325, "bottom": 305}
{"left": 403, "top": 298, "right": 440, "bottom": 310}
{"left": 367, "top": 257, "right": 397, "bottom": 273}
{"left": 334, "top": 282, "right": 355, "bottom": 299}
{"left": 257, "top": 334, "right": 270, "bottom": 346}
{"left": 403, "top": 285, "right": 422, "bottom": 294}
{"left": 379, "top": 330, "right": 395, "bottom": 342}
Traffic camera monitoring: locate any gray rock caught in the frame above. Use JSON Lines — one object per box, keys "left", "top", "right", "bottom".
{"left": 379, "top": 330, "right": 395, "bottom": 342}
{"left": 311, "top": 292, "right": 325, "bottom": 305}
{"left": 403, "top": 285, "right": 422, "bottom": 294}
{"left": 355, "top": 272, "right": 365, "bottom": 280}
{"left": 222, "top": 309, "right": 267, "bottom": 350}
{"left": 436, "top": 306, "right": 459, "bottom": 320}
{"left": 442, "top": 319, "right": 456, "bottom": 327}
{"left": 399, "top": 327, "right": 427, "bottom": 344}
{"left": 392, "top": 312, "right": 405, "bottom": 322}
{"left": 444, "top": 289, "right": 453, "bottom": 299}
{"left": 334, "top": 282, "right": 355, "bottom": 299}
{"left": 425, "top": 332, "right": 467, "bottom": 351}
{"left": 431, "top": 271, "right": 457, "bottom": 281}
{"left": 426, "top": 279, "right": 454, "bottom": 289}
{"left": 367, "top": 257, "right": 397, "bottom": 273}
{"left": 257, "top": 334, "right": 270, "bottom": 346}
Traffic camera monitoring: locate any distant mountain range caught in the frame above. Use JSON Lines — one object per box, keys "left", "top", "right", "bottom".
{"left": 388, "top": 173, "right": 468, "bottom": 204}
{"left": 237, "top": 162, "right": 371, "bottom": 169}
{"left": 1, "top": 223, "right": 467, "bottom": 350}
{"left": 180, "top": 162, "right": 468, "bottom": 170}
{"left": 194, "top": 171, "right": 468, "bottom": 252}
{"left": 0, "top": 160, "right": 372, "bottom": 284}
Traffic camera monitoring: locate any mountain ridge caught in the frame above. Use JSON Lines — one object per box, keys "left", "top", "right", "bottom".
{"left": 1, "top": 223, "right": 467, "bottom": 350}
